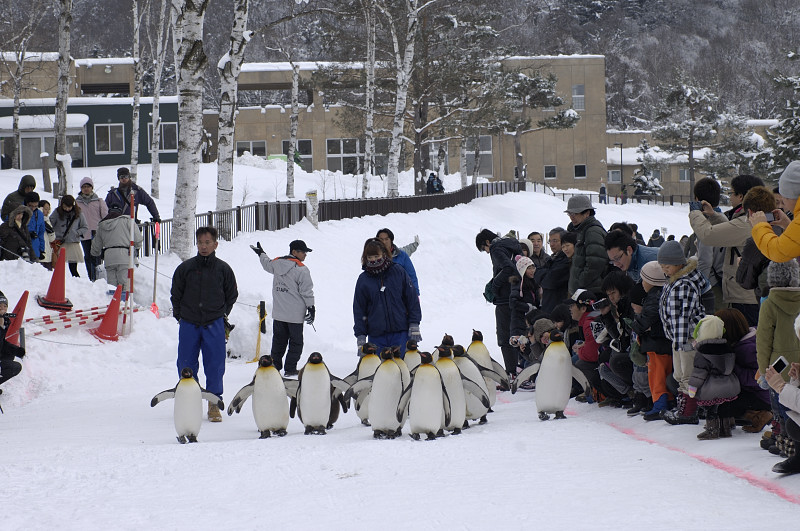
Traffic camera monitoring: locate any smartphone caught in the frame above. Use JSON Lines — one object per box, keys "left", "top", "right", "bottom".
{"left": 689, "top": 201, "right": 703, "bottom": 211}
{"left": 765, "top": 212, "right": 775, "bottom": 222}
{"left": 772, "top": 356, "right": 788, "bottom": 373}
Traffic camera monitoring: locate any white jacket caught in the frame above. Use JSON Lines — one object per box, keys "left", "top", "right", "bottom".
{"left": 259, "top": 253, "right": 314, "bottom": 323}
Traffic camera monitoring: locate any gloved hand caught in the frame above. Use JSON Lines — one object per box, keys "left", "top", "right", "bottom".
{"left": 250, "top": 242, "right": 265, "bottom": 256}
{"left": 408, "top": 323, "right": 422, "bottom": 343}
{"left": 304, "top": 306, "right": 315, "bottom": 325}
{"left": 687, "top": 385, "right": 697, "bottom": 398}
{"left": 39, "top": 252, "right": 45, "bottom": 260}
{"left": 414, "top": 234, "right": 420, "bottom": 245}
{"left": 357, "top": 335, "right": 367, "bottom": 356}
{"left": 151, "top": 216, "right": 161, "bottom": 223}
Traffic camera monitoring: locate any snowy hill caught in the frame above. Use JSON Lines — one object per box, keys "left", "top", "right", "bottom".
{"left": 2, "top": 163, "right": 798, "bottom": 528}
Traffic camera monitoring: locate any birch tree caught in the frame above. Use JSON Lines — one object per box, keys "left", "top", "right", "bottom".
{"left": 146, "top": 0, "right": 171, "bottom": 199}
{"left": 171, "top": 0, "right": 209, "bottom": 260}
{"left": 130, "top": 0, "right": 145, "bottom": 181}
{"left": 216, "top": 0, "right": 250, "bottom": 213}
{"left": 286, "top": 60, "right": 300, "bottom": 198}
{"left": 54, "top": 0, "right": 73, "bottom": 197}
{"left": 360, "top": 0, "right": 377, "bottom": 198}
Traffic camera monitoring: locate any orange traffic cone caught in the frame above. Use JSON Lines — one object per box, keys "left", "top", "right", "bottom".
{"left": 6, "top": 290, "right": 29, "bottom": 346}
{"left": 89, "top": 285, "right": 122, "bottom": 342}
{"left": 37, "top": 248, "right": 73, "bottom": 311}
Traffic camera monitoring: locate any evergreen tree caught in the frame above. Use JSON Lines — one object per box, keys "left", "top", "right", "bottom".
{"left": 632, "top": 139, "right": 665, "bottom": 195}
{"left": 763, "top": 51, "right": 800, "bottom": 180}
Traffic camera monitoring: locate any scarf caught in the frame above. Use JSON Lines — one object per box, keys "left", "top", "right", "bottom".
{"left": 365, "top": 256, "right": 391, "bottom": 275}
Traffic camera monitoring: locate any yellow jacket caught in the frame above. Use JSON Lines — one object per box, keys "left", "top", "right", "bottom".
{"left": 752, "top": 201, "right": 800, "bottom": 263}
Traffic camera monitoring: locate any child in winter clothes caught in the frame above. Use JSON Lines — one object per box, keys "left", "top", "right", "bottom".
{"left": 25, "top": 192, "right": 45, "bottom": 263}
{"left": 569, "top": 289, "right": 605, "bottom": 400}
{"left": 657, "top": 240, "right": 707, "bottom": 425}
{"left": 687, "top": 315, "right": 741, "bottom": 440}
{"left": 509, "top": 255, "right": 541, "bottom": 347}
{"left": 515, "top": 317, "right": 555, "bottom": 391}
{"left": 50, "top": 195, "right": 89, "bottom": 277}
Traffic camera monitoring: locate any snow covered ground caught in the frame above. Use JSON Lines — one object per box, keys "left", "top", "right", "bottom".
{"left": 2, "top": 162, "right": 799, "bottom": 529}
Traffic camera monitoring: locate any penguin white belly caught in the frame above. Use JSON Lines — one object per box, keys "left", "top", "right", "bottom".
{"left": 356, "top": 357, "right": 381, "bottom": 422}
{"left": 454, "top": 358, "right": 489, "bottom": 419}
{"left": 357, "top": 394, "right": 371, "bottom": 422}
{"left": 535, "top": 349, "right": 573, "bottom": 413}
{"left": 408, "top": 368, "right": 443, "bottom": 434}
{"left": 405, "top": 352, "right": 421, "bottom": 373}
{"left": 395, "top": 359, "right": 411, "bottom": 424}
{"left": 298, "top": 369, "right": 332, "bottom": 428}
{"left": 252, "top": 371, "right": 290, "bottom": 431}
{"left": 468, "top": 342, "right": 497, "bottom": 408}
{"left": 369, "top": 363, "right": 403, "bottom": 431}
{"left": 174, "top": 382, "right": 202, "bottom": 438}
{"left": 437, "top": 360, "right": 466, "bottom": 429}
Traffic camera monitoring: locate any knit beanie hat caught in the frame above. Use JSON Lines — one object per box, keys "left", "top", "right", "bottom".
{"left": 693, "top": 315, "right": 725, "bottom": 343}
{"left": 767, "top": 259, "right": 800, "bottom": 288}
{"left": 657, "top": 240, "right": 686, "bottom": 266}
{"left": 532, "top": 318, "right": 555, "bottom": 343}
{"left": 640, "top": 261, "right": 667, "bottom": 286}
{"left": 0, "top": 291, "right": 8, "bottom": 306}
{"left": 80, "top": 176, "right": 94, "bottom": 188}
{"left": 779, "top": 161, "right": 800, "bottom": 200}
{"left": 518, "top": 238, "right": 534, "bottom": 257}
{"left": 516, "top": 255, "right": 534, "bottom": 278}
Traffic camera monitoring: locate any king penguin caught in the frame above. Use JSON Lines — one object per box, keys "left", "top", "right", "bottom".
{"left": 343, "top": 343, "right": 380, "bottom": 426}
{"left": 398, "top": 352, "right": 451, "bottom": 440}
{"left": 227, "top": 355, "right": 290, "bottom": 438}
{"left": 404, "top": 339, "right": 421, "bottom": 373}
{"left": 451, "top": 345, "right": 493, "bottom": 428}
{"left": 466, "top": 330, "right": 508, "bottom": 409}
{"left": 435, "top": 345, "right": 470, "bottom": 434}
{"left": 511, "top": 331, "right": 590, "bottom": 420}
{"left": 150, "top": 367, "right": 224, "bottom": 444}
{"left": 289, "top": 352, "right": 349, "bottom": 434}
{"left": 368, "top": 348, "right": 406, "bottom": 438}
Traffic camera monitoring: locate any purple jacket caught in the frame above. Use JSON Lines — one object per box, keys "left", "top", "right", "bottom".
{"left": 733, "top": 330, "right": 770, "bottom": 406}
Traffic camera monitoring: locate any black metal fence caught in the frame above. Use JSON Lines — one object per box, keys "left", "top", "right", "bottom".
{"left": 141, "top": 180, "right": 524, "bottom": 256}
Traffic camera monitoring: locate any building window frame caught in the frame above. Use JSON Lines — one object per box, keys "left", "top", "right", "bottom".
{"left": 94, "top": 123, "right": 125, "bottom": 154}
{"left": 465, "top": 135, "right": 493, "bottom": 177}
{"left": 147, "top": 122, "right": 178, "bottom": 153}
{"left": 679, "top": 169, "right": 690, "bottom": 182}
{"left": 544, "top": 165, "right": 557, "bottom": 180}
{"left": 236, "top": 140, "right": 267, "bottom": 158}
{"left": 282, "top": 139, "right": 313, "bottom": 172}
{"left": 574, "top": 164, "right": 587, "bottom": 179}
{"left": 326, "top": 138, "right": 362, "bottom": 174}
{"left": 608, "top": 169, "right": 621, "bottom": 183}
{"left": 572, "top": 84, "right": 585, "bottom": 111}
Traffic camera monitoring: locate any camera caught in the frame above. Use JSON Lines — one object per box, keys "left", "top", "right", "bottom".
{"left": 765, "top": 212, "right": 775, "bottom": 222}
{"left": 689, "top": 201, "right": 703, "bottom": 211}
{"left": 592, "top": 298, "right": 611, "bottom": 311}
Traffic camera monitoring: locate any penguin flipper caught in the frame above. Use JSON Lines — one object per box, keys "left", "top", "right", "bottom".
{"left": 440, "top": 379, "right": 452, "bottom": 428}
{"left": 571, "top": 366, "right": 591, "bottom": 396}
{"left": 150, "top": 388, "right": 176, "bottom": 407}
{"left": 283, "top": 379, "right": 299, "bottom": 398}
{"left": 461, "top": 376, "right": 490, "bottom": 408}
{"left": 465, "top": 354, "right": 506, "bottom": 385}
{"left": 227, "top": 382, "right": 254, "bottom": 415}
{"left": 344, "top": 376, "right": 374, "bottom": 403}
{"left": 354, "top": 388, "right": 371, "bottom": 412}
{"left": 343, "top": 367, "right": 359, "bottom": 386}
{"left": 200, "top": 391, "right": 224, "bottom": 410}
{"left": 512, "top": 363, "right": 541, "bottom": 394}
{"left": 289, "top": 396, "right": 298, "bottom": 419}
{"left": 330, "top": 376, "right": 351, "bottom": 396}
{"left": 396, "top": 385, "right": 413, "bottom": 423}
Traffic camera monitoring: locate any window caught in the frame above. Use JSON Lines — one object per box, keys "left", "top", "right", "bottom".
{"left": 374, "top": 138, "right": 389, "bottom": 176}
{"left": 236, "top": 140, "right": 266, "bottom": 158}
{"left": 95, "top": 124, "right": 125, "bottom": 154}
{"left": 148, "top": 122, "right": 178, "bottom": 152}
{"left": 428, "top": 139, "right": 449, "bottom": 174}
{"left": 465, "top": 135, "right": 493, "bottom": 177}
{"left": 544, "top": 165, "right": 557, "bottom": 180}
{"left": 608, "top": 170, "right": 621, "bottom": 183}
{"left": 572, "top": 84, "right": 585, "bottom": 111}
{"left": 327, "top": 138, "right": 361, "bottom": 174}
{"left": 574, "top": 164, "right": 587, "bottom": 179}
{"left": 679, "top": 169, "right": 690, "bottom": 182}
{"left": 282, "top": 139, "right": 313, "bottom": 172}
{"left": 652, "top": 169, "right": 662, "bottom": 182}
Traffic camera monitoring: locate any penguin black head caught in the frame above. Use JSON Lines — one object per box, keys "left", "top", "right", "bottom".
{"left": 258, "top": 355, "right": 274, "bottom": 368}
{"left": 391, "top": 345, "right": 403, "bottom": 359}
{"left": 180, "top": 367, "right": 194, "bottom": 379}
{"left": 308, "top": 352, "right": 324, "bottom": 364}
{"left": 472, "top": 330, "right": 483, "bottom": 342}
{"left": 436, "top": 345, "right": 452, "bottom": 358}
{"left": 362, "top": 342, "right": 378, "bottom": 356}
{"left": 452, "top": 345, "right": 466, "bottom": 357}
{"left": 441, "top": 333, "right": 454, "bottom": 347}
{"left": 406, "top": 339, "right": 418, "bottom": 351}
{"left": 380, "top": 348, "right": 394, "bottom": 361}
{"left": 419, "top": 351, "right": 433, "bottom": 364}
{"left": 549, "top": 330, "right": 564, "bottom": 343}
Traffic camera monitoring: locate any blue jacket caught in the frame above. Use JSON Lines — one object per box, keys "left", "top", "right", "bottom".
{"left": 391, "top": 246, "right": 419, "bottom": 295}
{"left": 353, "top": 262, "right": 421, "bottom": 338}
{"left": 105, "top": 182, "right": 160, "bottom": 222}
{"left": 627, "top": 244, "right": 660, "bottom": 282}
{"left": 27, "top": 208, "right": 46, "bottom": 258}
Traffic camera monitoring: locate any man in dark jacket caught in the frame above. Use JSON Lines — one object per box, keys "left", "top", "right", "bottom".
{"left": 476, "top": 228, "right": 522, "bottom": 383}
{"left": 0, "top": 292, "right": 25, "bottom": 390}
{"left": 105, "top": 167, "right": 161, "bottom": 223}
{"left": 171, "top": 226, "right": 238, "bottom": 422}
{"left": 535, "top": 227, "right": 571, "bottom": 314}
{"left": 565, "top": 195, "right": 608, "bottom": 296}
{"left": 1, "top": 174, "right": 35, "bottom": 222}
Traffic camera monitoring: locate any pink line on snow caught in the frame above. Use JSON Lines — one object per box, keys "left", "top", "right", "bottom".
{"left": 610, "top": 422, "right": 800, "bottom": 505}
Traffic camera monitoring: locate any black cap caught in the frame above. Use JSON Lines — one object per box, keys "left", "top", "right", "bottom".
{"left": 290, "top": 240, "right": 312, "bottom": 253}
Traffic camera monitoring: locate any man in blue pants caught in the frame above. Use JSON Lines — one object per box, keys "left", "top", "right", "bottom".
{"left": 171, "top": 226, "right": 238, "bottom": 422}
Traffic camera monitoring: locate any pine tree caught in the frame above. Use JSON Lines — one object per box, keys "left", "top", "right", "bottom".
{"left": 763, "top": 51, "right": 800, "bottom": 180}
{"left": 632, "top": 139, "right": 665, "bottom": 196}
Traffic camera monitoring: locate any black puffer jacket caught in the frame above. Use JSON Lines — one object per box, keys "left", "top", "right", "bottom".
{"left": 509, "top": 274, "right": 540, "bottom": 336}
{"left": 535, "top": 251, "right": 571, "bottom": 313}
{"left": 0, "top": 205, "right": 33, "bottom": 261}
{"left": 735, "top": 237, "right": 770, "bottom": 298}
{"left": 171, "top": 252, "right": 238, "bottom": 325}
{"left": 568, "top": 216, "right": 607, "bottom": 296}
{"left": 631, "top": 285, "right": 671, "bottom": 355}
{"left": 489, "top": 237, "right": 522, "bottom": 306}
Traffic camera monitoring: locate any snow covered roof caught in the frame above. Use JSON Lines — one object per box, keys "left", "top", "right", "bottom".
{"left": 0, "top": 113, "right": 89, "bottom": 132}
{"left": 75, "top": 57, "right": 136, "bottom": 66}
{"left": 0, "top": 52, "right": 60, "bottom": 62}
{"left": 241, "top": 61, "right": 361, "bottom": 73}
{"left": 0, "top": 96, "right": 178, "bottom": 108}
{"left": 747, "top": 119, "right": 779, "bottom": 127}
{"left": 505, "top": 54, "right": 605, "bottom": 60}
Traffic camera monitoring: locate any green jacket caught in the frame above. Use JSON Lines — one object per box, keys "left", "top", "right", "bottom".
{"left": 568, "top": 215, "right": 607, "bottom": 296}
{"left": 757, "top": 287, "right": 800, "bottom": 381}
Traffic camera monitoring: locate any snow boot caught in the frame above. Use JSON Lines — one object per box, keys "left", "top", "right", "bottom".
{"left": 742, "top": 410, "right": 773, "bottom": 433}
{"left": 663, "top": 393, "right": 699, "bottom": 425}
{"left": 643, "top": 394, "right": 670, "bottom": 421}
{"left": 697, "top": 417, "right": 720, "bottom": 440}
{"left": 772, "top": 453, "right": 800, "bottom": 474}
{"left": 626, "top": 392, "right": 649, "bottom": 416}
{"left": 720, "top": 417, "right": 735, "bottom": 438}
{"left": 208, "top": 402, "right": 222, "bottom": 422}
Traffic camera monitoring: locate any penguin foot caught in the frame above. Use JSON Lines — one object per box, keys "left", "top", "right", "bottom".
{"left": 177, "top": 435, "right": 188, "bottom": 444}
{"left": 409, "top": 433, "right": 421, "bottom": 441}
{"left": 462, "top": 421, "right": 470, "bottom": 430}
{"left": 479, "top": 415, "right": 488, "bottom": 425}
{"left": 275, "top": 429, "right": 287, "bottom": 437}
{"left": 395, "top": 428, "right": 402, "bottom": 438}
{"left": 187, "top": 434, "right": 198, "bottom": 443}
{"left": 554, "top": 411, "right": 567, "bottom": 420}
{"left": 373, "top": 431, "right": 387, "bottom": 439}
{"left": 259, "top": 430, "right": 271, "bottom": 439}
{"left": 436, "top": 429, "right": 445, "bottom": 438}
{"left": 304, "top": 426, "right": 313, "bottom": 435}
{"left": 314, "top": 427, "right": 327, "bottom": 435}
{"left": 361, "top": 418, "right": 371, "bottom": 426}
{"left": 426, "top": 433, "right": 437, "bottom": 441}
{"left": 451, "top": 428, "right": 462, "bottom": 435}
{"left": 487, "top": 407, "right": 494, "bottom": 413}
{"left": 538, "top": 411, "right": 550, "bottom": 421}
{"left": 326, "top": 423, "right": 334, "bottom": 429}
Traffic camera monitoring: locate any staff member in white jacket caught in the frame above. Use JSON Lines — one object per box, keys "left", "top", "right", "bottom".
{"left": 90, "top": 205, "right": 142, "bottom": 293}
{"left": 251, "top": 239, "right": 315, "bottom": 377}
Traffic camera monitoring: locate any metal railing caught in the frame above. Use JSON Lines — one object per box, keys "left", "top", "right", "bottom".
{"left": 527, "top": 182, "right": 693, "bottom": 206}
{"left": 140, "top": 180, "right": 525, "bottom": 256}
